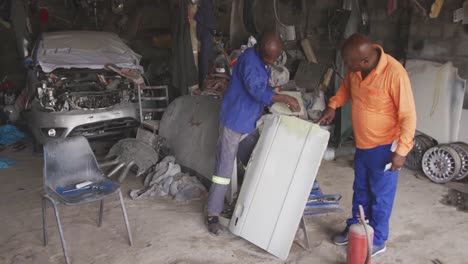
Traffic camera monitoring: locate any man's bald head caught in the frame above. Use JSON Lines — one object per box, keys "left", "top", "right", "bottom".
{"left": 258, "top": 31, "right": 283, "bottom": 65}
{"left": 341, "top": 33, "right": 379, "bottom": 73}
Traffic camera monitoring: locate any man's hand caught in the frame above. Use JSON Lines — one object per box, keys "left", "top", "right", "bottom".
{"left": 317, "top": 107, "right": 336, "bottom": 124}
{"left": 390, "top": 153, "right": 406, "bottom": 171}
{"left": 284, "top": 96, "right": 300, "bottom": 112}
{"left": 272, "top": 94, "right": 300, "bottom": 112}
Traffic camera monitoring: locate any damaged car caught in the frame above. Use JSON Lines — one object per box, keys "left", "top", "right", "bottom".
{"left": 23, "top": 31, "right": 143, "bottom": 144}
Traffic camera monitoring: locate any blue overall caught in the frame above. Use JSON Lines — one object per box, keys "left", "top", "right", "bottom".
{"left": 220, "top": 47, "right": 275, "bottom": 134}
{"left": 346, "top": 144, "right": 399, "bottom": 247}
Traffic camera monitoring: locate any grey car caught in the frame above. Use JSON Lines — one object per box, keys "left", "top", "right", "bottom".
{"left": 23, "top": 31, "right": 143, "bottom": 144}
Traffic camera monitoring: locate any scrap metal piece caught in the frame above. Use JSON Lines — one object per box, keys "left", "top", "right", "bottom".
{"left": 159, "top": 95, "right": 220, "bottom": 181}
{"left": 406, "top": 134, "right": 437, "bottom": 171}
{"left": 105, "top": 138, "right": 159, "bottom": 182}
{"left": 450, "top": 142, "right": 468, "bottom": 180}
{"left": 422, "top": 145, "right": 462, "bottom": 183}
{"left": 136, "top": 127, "right": 161, "bottom": 151}
{"left": 229, "top": 115, "right": 330, "bottom": 260}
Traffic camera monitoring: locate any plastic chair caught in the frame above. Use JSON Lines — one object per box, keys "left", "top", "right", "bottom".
{"left": 41, "top": 136, "right": 133, "bottom": 264}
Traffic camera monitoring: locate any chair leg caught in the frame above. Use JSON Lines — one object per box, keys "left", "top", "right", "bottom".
{"left": 42, "top": 197, "right": 48, "bottom": 246}
{"left": 45, "top": 197, "right": 71, "bottom": 264}
{"left": 99, "top": 157, "right": 120, "bottom": 168}
{"left": 98, "top": 199, "right": 104, "bottom": 227}
{"left": 107, "top": 162, "right": 125, "bottom": 178}
{"left": 118, "top": 190, "right": 133, "bottom": 246}
{"left": 118, "top": 161, "right": 135, "bottom": 183}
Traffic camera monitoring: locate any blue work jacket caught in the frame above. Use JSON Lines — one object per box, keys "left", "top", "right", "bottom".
{"left": 220, "top": 48, "right": 275, "bottom": 134}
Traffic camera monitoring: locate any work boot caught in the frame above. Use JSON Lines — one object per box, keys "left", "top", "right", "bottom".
{"left": 206, "top": 216, "right": 222, "bottom": 236}
{"left": 332, "top": 228, "right": 349, "bottom": 245}
{"left": 372, "top": 244, "right": 386, "bottom": 257}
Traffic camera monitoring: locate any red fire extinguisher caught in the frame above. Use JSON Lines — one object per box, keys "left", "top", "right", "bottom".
{"left": 347, "top": 205, "right": 374, "bottom": 264}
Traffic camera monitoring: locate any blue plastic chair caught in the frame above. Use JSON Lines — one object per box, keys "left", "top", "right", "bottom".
{"left": 41, "top": 136, "right": 133, "bottom": 264}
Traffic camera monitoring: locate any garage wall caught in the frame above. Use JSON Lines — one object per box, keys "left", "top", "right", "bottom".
{"left": 219, "top": 0, "right": 468, "bottom": 74}
{"left": 407, "top": 0, "right": 468, "bottom": 79}
{"left": 224, "top": 0, "right": 404, "bottom": 60}
{"left": 0, "top": 27, "right": 26, "bottom": 90}
{"left": 294, "top": 0, "right": 468, "bottom": 80}
{"left": 367, "top": 1, "right": 411, "bottom": 61}
{"left": 253, "top": 0, "right": 340, "bottom": 41}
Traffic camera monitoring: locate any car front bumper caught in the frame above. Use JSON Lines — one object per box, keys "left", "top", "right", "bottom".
{"left": 24, "top": 102, "right": 139, "bottom": 144}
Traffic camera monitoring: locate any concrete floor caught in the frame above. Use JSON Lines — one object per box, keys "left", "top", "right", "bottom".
{"left": 0, "top": 143, "right": 467, "bottom": 264}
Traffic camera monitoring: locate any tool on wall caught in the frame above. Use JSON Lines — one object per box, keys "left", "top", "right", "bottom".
{"left": 357, "top": 0, "right": 370, "bottom": 34}
{"left": 429, "top": 0, "right": 444, "bottom": 19}
{"left": 273, "top": 0, "right": 296, "bottom": 41}
{"left": 299, "top": 0, "right": 318, "bottom": 63}
{"left": 453, "top": 0, "right": 468, "bottom": 24}
{"left": 411, "top": 0, "right": 428, "bottom": 17}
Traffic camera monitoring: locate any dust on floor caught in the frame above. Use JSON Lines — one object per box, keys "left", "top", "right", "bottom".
{"left": 0, "top": 144, "right": 466, "bottom": 264}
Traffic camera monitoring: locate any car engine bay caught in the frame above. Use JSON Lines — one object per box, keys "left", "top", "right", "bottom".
{"left": 34, "top": 68, "right": 138, "bottom": 112}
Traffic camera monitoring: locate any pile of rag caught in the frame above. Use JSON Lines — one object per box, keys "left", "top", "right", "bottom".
{"left": 130, "top": 156, "right": 207, "bottom": 202}
{"left": 0, "top": 158, "right": 15, "bottom": 168}
{"left": 0, "top": 125, "right": 27, "bottom": 165}
{"left": 0, "top": 124, "right": 26, "bottom": 145}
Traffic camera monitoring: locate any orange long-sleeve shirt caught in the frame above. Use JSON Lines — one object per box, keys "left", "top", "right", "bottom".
{"left": 328, "top": 45, "right": 416, "bottom": 156}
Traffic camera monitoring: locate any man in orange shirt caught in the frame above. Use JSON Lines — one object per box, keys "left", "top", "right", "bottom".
{"left": 318, "top": 34, "right": 416, "bottom": 256}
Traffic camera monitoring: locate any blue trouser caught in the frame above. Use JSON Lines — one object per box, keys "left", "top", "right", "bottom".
{"left": 346, "top": 144, "right": 399, "bottom": 246}
{"left": 207, "top": 126, "right": 243, "bottom": 216}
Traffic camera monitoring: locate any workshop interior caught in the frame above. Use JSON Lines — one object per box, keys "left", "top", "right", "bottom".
{"left": 0, "top": 0, "right": 468, "bottom": 263}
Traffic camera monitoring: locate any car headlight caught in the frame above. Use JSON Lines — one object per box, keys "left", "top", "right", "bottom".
{"left": 48, "top": 129, "right": 56, "bottom": 137}
{"left": 41, "top": 128, "right": 66, "bottom": 138}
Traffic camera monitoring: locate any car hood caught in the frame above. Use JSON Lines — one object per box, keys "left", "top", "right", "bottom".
{"left": 35, "top": 31, "right": 143, "bottom": 73}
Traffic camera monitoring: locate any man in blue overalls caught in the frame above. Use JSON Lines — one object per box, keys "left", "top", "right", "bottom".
{"left": 206, "top": 32, "right": 300, "bottom": 235}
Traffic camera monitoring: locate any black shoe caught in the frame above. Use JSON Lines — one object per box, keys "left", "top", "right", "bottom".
{"left": 206, "top": 216, "right": 222, "bottom": 236}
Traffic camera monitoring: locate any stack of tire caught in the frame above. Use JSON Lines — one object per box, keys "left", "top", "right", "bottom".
{"left": 406, "top": 134, "right": 468, "bottom": 183}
